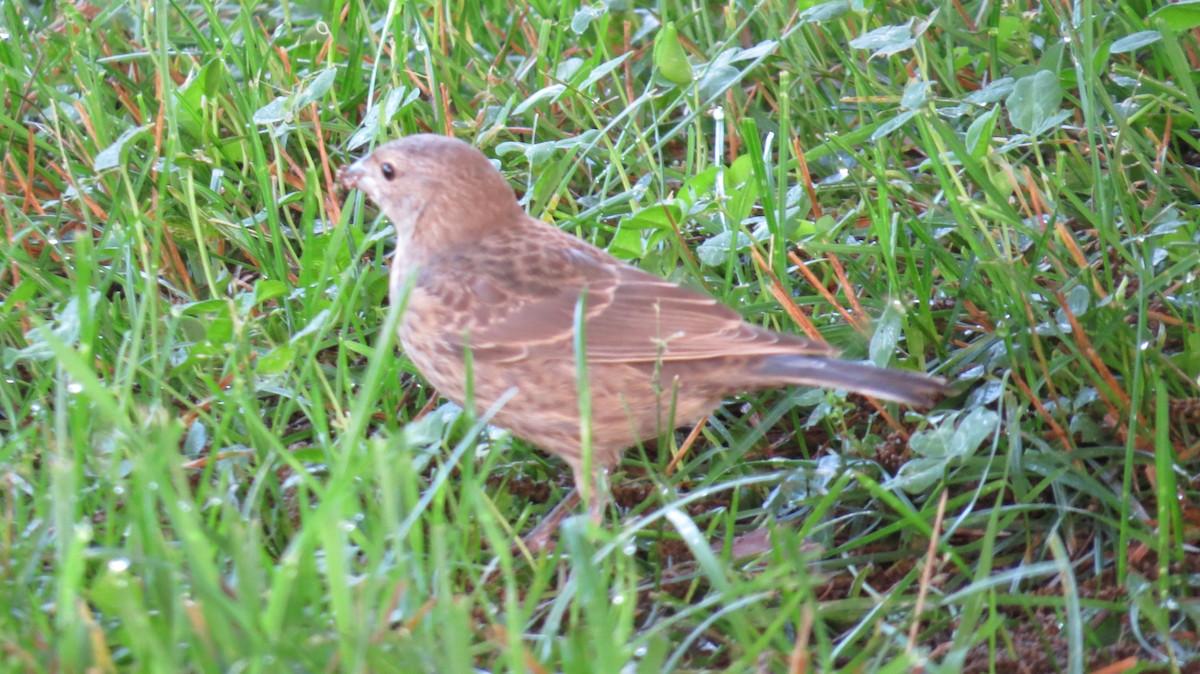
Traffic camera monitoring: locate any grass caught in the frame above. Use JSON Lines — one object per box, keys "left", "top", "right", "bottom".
{"left": 1, "top": 0, "right": 1198, "bottom": 671}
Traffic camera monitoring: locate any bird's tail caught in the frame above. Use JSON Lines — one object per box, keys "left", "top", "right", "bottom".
{"left": 751, "top": 354, "right": 947, "bottom": 406}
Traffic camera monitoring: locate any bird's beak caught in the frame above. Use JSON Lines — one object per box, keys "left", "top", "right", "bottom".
{"left": 337, "top": 160, "right": 366, "bottom": 190}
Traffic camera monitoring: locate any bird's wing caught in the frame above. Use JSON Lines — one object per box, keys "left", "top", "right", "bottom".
{"left": 455, "top": 234, "right": 835, "bottom": 364}
{"left": 584, "top": 263, "right": 836, "bottom": 363}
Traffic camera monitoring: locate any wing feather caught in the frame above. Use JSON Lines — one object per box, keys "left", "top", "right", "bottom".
{"left": 454, "top": 235, "right": 835, "bottom": 364}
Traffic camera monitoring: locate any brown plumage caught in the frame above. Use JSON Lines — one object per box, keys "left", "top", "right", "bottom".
{"left": 339, "top": 134, "right": 946, "bottom": 527}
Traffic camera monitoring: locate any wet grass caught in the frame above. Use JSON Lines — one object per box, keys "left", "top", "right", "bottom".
{"left": 1, "top": 0, "right": 1198, "bottom": 671}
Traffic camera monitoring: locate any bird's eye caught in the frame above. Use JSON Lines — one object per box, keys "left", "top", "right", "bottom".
{"left": 380, "top": 163, "right": 396, "bottom": 181}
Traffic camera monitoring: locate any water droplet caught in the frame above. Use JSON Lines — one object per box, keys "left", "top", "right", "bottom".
{"left": 66, "top": 381, "right": 83, "bottom": 394}
{"left": 108, "top": 558, "right": 131, "bottom": 573}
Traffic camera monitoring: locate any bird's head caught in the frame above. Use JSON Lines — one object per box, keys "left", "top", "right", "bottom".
{"left": 339, "top": 134, "right": 522, "bottom": 254}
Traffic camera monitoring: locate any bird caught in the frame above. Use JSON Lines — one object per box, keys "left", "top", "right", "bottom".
{"left": 339, "top": 134, "right": 947, "bottom": 533}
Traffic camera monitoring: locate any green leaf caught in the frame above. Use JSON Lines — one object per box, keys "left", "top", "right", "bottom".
{"left": 607, "top": 225, "right": 645, "bottom": 260}
{"left": 1110, "top": 30, "right": 1162, "bottom": 53}
{"left": 800, "top": 0, "right": 850, "bottom": 24}
{"left": 255, "top": 280, "right": 289, "bottom": 305}
{"left": 349, "top": 87, "right": 419, "bottom": 149}
{"left": 887, "top": 409, "right": 1000, "bottom": 492}
{"left": 258, "top": 344, "right": 296, "bottom": 374}
{"left": 966, "top": 106, "right": 999, "bottom": 158}
{"left": 294, "top": 67, "right": 337, "bottom": 108}
{"left": 571, "top": 4, "right": 605, "bottom": 34}
{"left": 1006, "top": 70, "right": 1063, "bottom": 134}
{"left": 579, "top": 53, "right": 633, "bottom": 92}
{"left": 870, "top": 109, "right": 917, "bottom": 141}
{"left": 178, "top": 299, "right": 229, "bottom": 316}
{"left": 726, "top": 155, "right": 754, "bottom": 187}
{"left": 696, "top": 230, "right": 753, "bottom": 266}
{"left": 291, "top": 308, "right": 331, "bottom": 343}
{"left": 252, "top": 97, "right": 289, "bottom": 126}
{"left": 900, "top": 78, "right": 932, "bottom": 110}
{"left": 6, "top": 292, "right": 100, "bottom": 364}
{"left": 206, "top": 316, "right": 232, "bottom": 344}
{"left": 868, "top": 302, "right": 903, "bottom": 367}
{"left": 93, "top": 124, "right": 151, "bottom": 172}
{"left": 849, "top": 21, "right": 916, "bottom": 58}
{"left": 653, "top": 22, "right": 693, "bottom": 85}
{"left": 619, "top": 203, "right": 681, "bottom": 231}
{"left": 1150, "top": 0, "right": 1200, "bottom": 30}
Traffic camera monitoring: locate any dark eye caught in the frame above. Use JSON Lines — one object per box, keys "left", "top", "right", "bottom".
{"left": 380, "top": 163, "right": 396, "bottom": 180}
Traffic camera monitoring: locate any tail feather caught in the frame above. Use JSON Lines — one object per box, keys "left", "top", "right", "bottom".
{"left": 754, "top": 354, "right": 947, "bottom": 406}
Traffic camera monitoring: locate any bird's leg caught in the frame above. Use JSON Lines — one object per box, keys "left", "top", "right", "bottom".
{"left": 574, "top": 460, "right": 609, "bottom": 526}
{"left": 519, "top": 461, "right": 610, "bottom": 553}
{"left": 521, "top": 488, "right": 580, "bottom": 554}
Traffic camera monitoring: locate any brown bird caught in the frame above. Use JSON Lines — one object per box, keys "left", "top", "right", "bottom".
{"left": 339, "top": 134, "right": 946, "bottom": 530}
